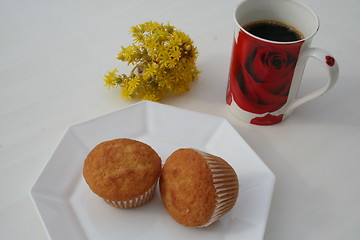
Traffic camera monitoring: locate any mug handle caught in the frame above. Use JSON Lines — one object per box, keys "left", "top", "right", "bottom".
{"left": 285, "top": 48, "right": 339, "bottom": 115}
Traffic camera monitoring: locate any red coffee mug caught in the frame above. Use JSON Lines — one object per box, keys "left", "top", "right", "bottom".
{"left": 226, "top": 0, "right": 339, "bottom": 125}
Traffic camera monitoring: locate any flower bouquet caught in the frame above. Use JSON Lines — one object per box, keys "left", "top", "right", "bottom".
{"left": 103, "top": 21, "right": 200, "bottom": 102}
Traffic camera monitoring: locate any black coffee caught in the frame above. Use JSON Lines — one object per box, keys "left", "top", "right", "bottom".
{"left": 243, "top": 20, "right": 304, "bottom": 42}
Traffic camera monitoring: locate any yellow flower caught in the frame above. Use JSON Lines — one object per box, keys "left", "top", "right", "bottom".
{"left": 103, "top": 69, "right": 118, "bottom": 89}
{"left": 120, "top": 86, "right": 132, "bottom": 99}
{"left": 127, "top": 76, "right": 140, "bottom": 94}
{"left": 170, "top": 46, "right": 181, "bottom": 60}
{"left": 142, "top": 93, "right": 160, "bottom": 102}
{"left": 144, "top": 62, "right": 158, "bottom": 78}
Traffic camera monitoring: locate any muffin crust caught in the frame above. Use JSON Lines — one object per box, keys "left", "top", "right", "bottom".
{"left": 83, "top": 138, "right": 161, "bottom": 201}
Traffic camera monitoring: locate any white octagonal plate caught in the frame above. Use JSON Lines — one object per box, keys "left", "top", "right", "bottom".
{"left": 30, "top": 101, "right": 275, "bottom": 240}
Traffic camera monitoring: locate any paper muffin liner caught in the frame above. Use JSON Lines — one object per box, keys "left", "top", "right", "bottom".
{"left": 104, "top": 180, "right": 157, "bottom": 208}
{"left": 192, "top": 149, "right": 239, "bottom": 227}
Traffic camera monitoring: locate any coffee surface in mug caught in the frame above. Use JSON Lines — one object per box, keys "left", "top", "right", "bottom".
{"left": 243, "top": 20, "right": 304, "bottom": 42}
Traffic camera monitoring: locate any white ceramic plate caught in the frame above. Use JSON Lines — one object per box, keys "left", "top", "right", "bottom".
{"left": 30, "top": 101, "right": 275, "bottom": 240}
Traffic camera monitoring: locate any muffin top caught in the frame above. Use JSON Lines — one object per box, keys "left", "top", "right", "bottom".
{"left": 160, "top": 148, "right": 217, "bottom": 227}
{"left": 83, "top": 138, "right": 161, "bottom": 201}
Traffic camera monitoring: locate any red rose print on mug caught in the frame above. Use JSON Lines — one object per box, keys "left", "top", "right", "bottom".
{"left": 227, "top": 31, "right": 304, "bottom": 124}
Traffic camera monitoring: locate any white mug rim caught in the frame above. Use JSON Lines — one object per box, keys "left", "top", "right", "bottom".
{"left": 233, "top": 0, "right": 319, "bottom": 45}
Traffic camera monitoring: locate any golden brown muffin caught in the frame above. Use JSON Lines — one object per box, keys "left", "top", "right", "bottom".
{"left": 83, "top": 138, "right": 161, "bottom": 208}
{"left": 160, "top": 148, "right": 239, "bottom": 227}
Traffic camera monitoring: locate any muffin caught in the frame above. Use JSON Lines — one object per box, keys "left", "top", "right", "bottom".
{"left": 159, "top": 148, "right": 239, "bottom": 227}
{"left": 83, "top": 138, "right": 161, "bottom": 208}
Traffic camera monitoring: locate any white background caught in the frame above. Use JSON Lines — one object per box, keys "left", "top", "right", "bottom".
{"left": 1, "top": 0, "right": 359, "bottom": 239}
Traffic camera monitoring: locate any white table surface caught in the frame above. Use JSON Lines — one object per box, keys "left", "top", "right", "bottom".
{"left": 1, "top": 0, "right": 359, "bottom": 239}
